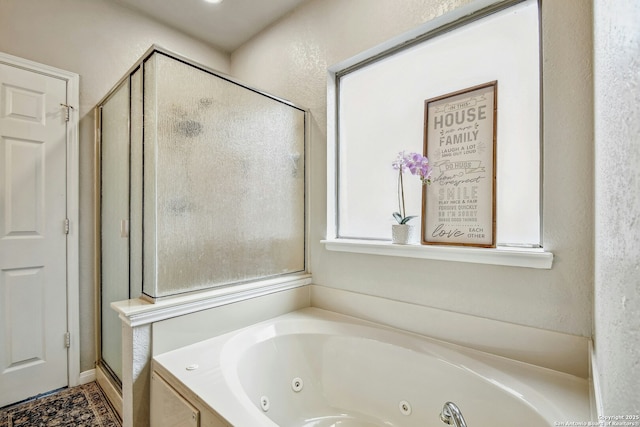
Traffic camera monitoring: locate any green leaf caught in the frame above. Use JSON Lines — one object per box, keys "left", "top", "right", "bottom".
{"left": 392, "top": 212, "right": 403, "bottom": 223}
{"left": 400, "top": 215, "right": 416, "bottom": 224}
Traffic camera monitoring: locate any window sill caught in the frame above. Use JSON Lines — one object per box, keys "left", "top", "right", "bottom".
{"left": 321, "top": 239, "right": 553, "bottom": 269}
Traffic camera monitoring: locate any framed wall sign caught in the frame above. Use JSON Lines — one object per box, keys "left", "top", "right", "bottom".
{"left": 422, "top": 81, "right": 497, "bottom": 247}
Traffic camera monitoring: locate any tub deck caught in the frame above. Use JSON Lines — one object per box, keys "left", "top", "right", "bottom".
{"left": 152, "top": 308, "right": 591, "bottom": 426}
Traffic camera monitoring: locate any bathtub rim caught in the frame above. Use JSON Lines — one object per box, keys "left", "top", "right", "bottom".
{"left": 152, "top": 307, "right": 591, "bottom": 427}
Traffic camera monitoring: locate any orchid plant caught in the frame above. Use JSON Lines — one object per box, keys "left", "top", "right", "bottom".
{"left": 391, "top": 151, "right": 432, "bottom": 224}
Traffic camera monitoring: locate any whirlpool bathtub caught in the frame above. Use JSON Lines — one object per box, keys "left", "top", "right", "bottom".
{"left": 152, "top": 308, "right": 591, "bottom": 426}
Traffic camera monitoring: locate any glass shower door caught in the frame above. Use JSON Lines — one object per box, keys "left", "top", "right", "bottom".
{"left": 99, "top": 78, "right": 130, "bottom": 383}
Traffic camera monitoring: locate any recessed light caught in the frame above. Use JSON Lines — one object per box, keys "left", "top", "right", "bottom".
{"left": 204, "top": 0, "right": 223, "bottom": 4}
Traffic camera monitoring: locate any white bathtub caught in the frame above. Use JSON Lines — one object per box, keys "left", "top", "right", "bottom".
{"left": 152, "top": 308, "right": 591, "bottom": 426}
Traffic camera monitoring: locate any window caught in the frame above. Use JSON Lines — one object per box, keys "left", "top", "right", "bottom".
{"left": 329, "top": 0, "right": 542, "bottom": 249}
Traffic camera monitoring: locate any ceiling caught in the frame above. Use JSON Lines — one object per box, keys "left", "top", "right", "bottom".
{"left": 114, "top": 0, "right": 308, "bottom": 53}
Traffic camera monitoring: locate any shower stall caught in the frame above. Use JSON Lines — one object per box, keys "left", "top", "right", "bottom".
{"left": 96, "top": 47, "right": 306, "bottom": 385}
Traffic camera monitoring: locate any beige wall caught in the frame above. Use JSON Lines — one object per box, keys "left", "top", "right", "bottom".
{"left": 231, "top": 0, "right": 594, "bottom": 338}
{"left": 0, "top": 0, "right": 230, "bottom": 372}
{"left": 594, "top": 0, "right": 640, "bottom": 416}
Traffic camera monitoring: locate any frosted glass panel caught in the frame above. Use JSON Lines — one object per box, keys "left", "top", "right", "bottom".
{"left": 144, "top": 53, "right": 305, "bottom": 298}
{"left": 130, "top": 68, "right": 143, "bottom": 298}
{"left": 337, "top": 0, "right": 540, "bottom": 245}
{"left": 100, "top": 80, "right": 130, "bottom": 381}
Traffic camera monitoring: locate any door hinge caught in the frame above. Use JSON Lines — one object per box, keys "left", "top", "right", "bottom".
{"left": 60, "top": 103, "right": 74, "bottom": 122}
{"left": 64, "top": 218, "right": 70, "bottom": 234}
{"left": 64, "top": 332, "right": 71, "bottom": 348}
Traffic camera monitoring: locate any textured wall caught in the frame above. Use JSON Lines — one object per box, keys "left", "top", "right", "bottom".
{"left": 594, "top": 0, "right": 640, "bottom": 416}
{"left": 0, "top": 0, "right": 230, "bottom": 373}
{"left": 231, "top": 0, "right": 594, "bottom": 337}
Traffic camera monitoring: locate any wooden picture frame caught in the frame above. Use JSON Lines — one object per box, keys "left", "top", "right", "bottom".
{"left": 422, "top": 81, "right": 497, "bottom": 247}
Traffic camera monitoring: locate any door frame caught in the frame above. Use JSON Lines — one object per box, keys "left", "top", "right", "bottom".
{"left": 0, "top": 51, "right": 80, "bottom": 387}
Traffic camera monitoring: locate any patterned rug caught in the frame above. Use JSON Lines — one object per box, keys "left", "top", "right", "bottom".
{"left": 0, "top": 382, "right": 120, "bottom": 427}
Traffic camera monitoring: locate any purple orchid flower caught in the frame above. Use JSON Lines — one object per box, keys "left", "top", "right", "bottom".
{"left": 392, "top": 151, "right": 432, "bottom": 224}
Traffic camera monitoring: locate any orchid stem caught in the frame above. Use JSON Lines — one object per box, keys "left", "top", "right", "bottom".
{"left": 398, "top": 167, "right": 406, "bottom": 220}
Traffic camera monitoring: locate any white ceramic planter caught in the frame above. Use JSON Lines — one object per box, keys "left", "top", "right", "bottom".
{"left": 391, "top": 224, "right": 418, "bottom": 244}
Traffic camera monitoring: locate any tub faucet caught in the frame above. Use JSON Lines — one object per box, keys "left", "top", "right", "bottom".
{"left": 440, "top": 401, "right": 468, "bottom": 427}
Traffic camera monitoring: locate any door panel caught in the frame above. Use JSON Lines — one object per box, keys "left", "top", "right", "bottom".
{"left": 2, "top": 137, "right": 44, "bottom": 236}
{"left": 0, "top": 62, "right": 68, "bottom": 407}
{"left": 2, "top": 267, "right": 45, "bottom": 370}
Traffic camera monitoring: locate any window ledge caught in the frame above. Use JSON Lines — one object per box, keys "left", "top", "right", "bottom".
{"left": 321, "top": 239, "right": 553, "bottom": 269}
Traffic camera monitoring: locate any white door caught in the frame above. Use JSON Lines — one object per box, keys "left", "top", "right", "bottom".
{"left": 0, "top": 61, "right": 69, "bottom": 406}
